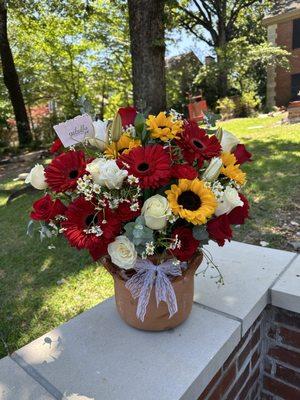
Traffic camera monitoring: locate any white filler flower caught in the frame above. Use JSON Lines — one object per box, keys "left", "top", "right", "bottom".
{"left": 142, "top": 194, "right": 171, "bottom": 230}
{"left": 215, "top": 186, "right": 244, "bottom": 216}
{"left": 108, "top": 235, "right": 137, "bottom": 270}
{"left": 25, "top": 164, "right": 48, "bottom": 190}
{"left": 86, "top": 158, "right": 127, "bottom": 189}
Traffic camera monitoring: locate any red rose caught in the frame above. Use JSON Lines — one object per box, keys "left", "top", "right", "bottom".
{"left": 233, "top": 144, "right": 252, "bottom": 165}
{"left": 171, "top": 164, "right": 198, "bottom": 180}
{"left": 118, "top": 106, "right": 137, "bottom": 127}
{"left": 116, "top": 201, "right": 141, "bottom": 222}
{"left": 207, "top": 214, "right": 232, "bottom": 246}
{"left": 228, "top": 193, "right": 250, "bottom": 225}
{"left": 169, "top": 226, "right": 200, "bottom": 261}
{"left": 50, "top": 138, "right": 63, "bottom": 154}
{"left": 31, "top": 194, "right": 66, "bottom": 222}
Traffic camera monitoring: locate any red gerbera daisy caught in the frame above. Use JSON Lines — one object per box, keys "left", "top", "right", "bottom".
{"left": 178, "top": 121, "right": 221, "bottom": 166}
{"left": 117, "top": 144, "right": 171, "bottom": 189}
{"left": 116, "top": 201, "right": 141, "bottom": 222}
{"left": 45, "top": 150, "right": 86, "bottom": 192}
{"left": 62, "top": 197, "right": 121, "bottom": 252}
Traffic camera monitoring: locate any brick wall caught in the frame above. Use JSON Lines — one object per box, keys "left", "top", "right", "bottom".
{"left": 198, "top": 315, "right": 263, "bottom": 400}
{"left": 262, "top": 306, "right": 300, "bottom": 399}
{"left": 275, "top": 20, "right": 300, "bottom": 106}
{"left": 197, "top": 307, "right": 300, "bottom": 400}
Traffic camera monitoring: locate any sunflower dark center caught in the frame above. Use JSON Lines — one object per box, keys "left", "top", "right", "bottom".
{"left": 69, "top": 169, "right": 78, "bottom": 179}
{"left": 178, "top": 190, "right": 201, "bottom": 211}
{"left": 193, "top": 140, "right": 204, "bottom": 149}
{"left": 85, "top": 214, "right": 98, "bottom": 226}
{"left": 137, "top": 162, "right": 150, "bottom": 172}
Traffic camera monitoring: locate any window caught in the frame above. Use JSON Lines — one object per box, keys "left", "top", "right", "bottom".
{"left": 291, "top": 74, "right": 300, "bottom": 100}
{"left": 293, "top": 19, "right": 300, "bottom": 49}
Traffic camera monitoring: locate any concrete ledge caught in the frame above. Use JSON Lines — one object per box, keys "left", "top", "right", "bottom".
{"left": 271, "top": 255, "right": 300, "bottom": 313}
{"left": 194, "top": 241, "right": 295, "bottom": 335}
{"left": 0, "top": 356, "right": 55, "bottom": 400}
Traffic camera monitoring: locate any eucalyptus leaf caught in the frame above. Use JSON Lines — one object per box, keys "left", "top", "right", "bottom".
{"left": 193, "top": 225, "right": 209, "bottom": 241}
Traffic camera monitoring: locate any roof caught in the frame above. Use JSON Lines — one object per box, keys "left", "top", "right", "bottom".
{"left": 263, "top": 0, "right": 300, "bottom": 25}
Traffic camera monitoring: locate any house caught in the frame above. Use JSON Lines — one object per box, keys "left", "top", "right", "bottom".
{"left": 263, "top": 1, "right": 300, "bottom": 108}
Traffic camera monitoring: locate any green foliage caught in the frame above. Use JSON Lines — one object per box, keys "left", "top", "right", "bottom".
{"left": 166, "top": 51, "right": 202, "bottom": 114}
{"left": 236, "top": 92, "right": 261, "bottom": 117}
{"left": 124, "top": 216, "right": 153, "bottom": 254}
{"left": 216, "top": 97, "right": 236, "bottom": 120}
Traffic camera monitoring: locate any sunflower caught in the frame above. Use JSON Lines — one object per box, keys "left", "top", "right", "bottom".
{"left": 146, "top": 111, "right": 183, "bottom": 142}
{"left": 105, "top": 134, "right": 141, "bottom": 159}
{"left": 165, "top": 179, "right": 217, "bottom": 225}
{"left": 220, "top": 152, "right": 246, "bottom": 185}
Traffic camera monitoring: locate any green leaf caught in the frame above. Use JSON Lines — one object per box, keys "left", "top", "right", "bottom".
{"left": 134, "top": 113, "right": 146, "bottom": 136}
{"left": 193, "top": 225, "right": 209, "bottom": 241}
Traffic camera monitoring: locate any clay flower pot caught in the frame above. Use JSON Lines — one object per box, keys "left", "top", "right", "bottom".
{"left": 102, "top": 251, "right": 203, "bottom": 331}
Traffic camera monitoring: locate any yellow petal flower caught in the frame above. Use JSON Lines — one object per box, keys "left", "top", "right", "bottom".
{"left": 220, "top": 152, "right": 246, "bottom": 185}
{"left": 165, "top": 178, "right": 217, "bottom": 225}
{"left": 105, "top": 134, "right": 141, "bottom": 159}
{"left": 146, "top": 112, "right": 183, "bottom": 142}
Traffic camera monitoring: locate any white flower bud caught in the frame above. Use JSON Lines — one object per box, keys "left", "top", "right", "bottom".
{"left": 25, "top": 164, "right": 48, "bottom": 190}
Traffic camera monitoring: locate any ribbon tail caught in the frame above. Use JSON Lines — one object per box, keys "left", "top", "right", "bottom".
{"left": 155, "top": 272, "right": 178, "bottom": 319}
{"left": 136, "top": 271, "right": 155, "bottom": 322}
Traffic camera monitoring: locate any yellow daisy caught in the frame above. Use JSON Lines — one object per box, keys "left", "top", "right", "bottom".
{"left": 146, "top": 112, "right": 183, "bottom": 142}
{"left": 105, "top": 134, "right": 141, "bottom": 159}
{"left": 165, "top": 178, "right": 217, "bottom": 225}
{"left": 220, "top": 152, "right": 246, "bottom": 185}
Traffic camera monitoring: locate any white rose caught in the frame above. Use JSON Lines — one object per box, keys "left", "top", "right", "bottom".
{"left": 86, "top": 158, "right": 127, "bottom": 189}
{"left": 215, "top": 186, "right": 244, "bottom": 216}
{"left": 221, "top": 130, "right": 239, "bottom": 152}
{"left": 108, "top": 236, "right": 137, "bottom": 270}
{"left": 25, "top": 164, "right": 48, "bottom": 190}
{"left": 202, "top": 157, "right": 222, "bottom": 181}
{"left": 88, "top": 120, "right": 109, "bottom": 151}
{"left": 142, "top": 194, "right": 171, "bottom": 230}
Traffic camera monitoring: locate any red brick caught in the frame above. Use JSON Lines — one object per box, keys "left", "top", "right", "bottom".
{"left": 268, "top": 346, "right": 300, "bottom": 369}
{"left": 237, "top": 366, "right": 259, "bottom": 400}
{"left": 237, "top": 328, "right": 260, "bottom": 371}
{"left": 275, "top": 364, "right": 300, "bottom": 389}
{"left": 198, "top": 368, "right": 222, "bottom": 400}
{"left": 208, "top": 363, "right": 236, "bottom": 400}
{"left": 223, "top": 329, "right": 251, "bottom": 371}
{"left": 278, "top": 327, "right": 300, "bottom": 350}
{"left": 226, "top": 364, "right": 250, "bottom": 400}
{"left": 273, "top": 307, "right": 300, "bottom": 329}
{"left": 251, "top": 346, "right": 260, "bottom": 370}
{"left": 264, "top": 375, "right": 300, "bottom": 399}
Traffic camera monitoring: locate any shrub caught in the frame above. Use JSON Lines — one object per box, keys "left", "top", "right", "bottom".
{"left": 235, "top": 91, "right": 261, "bottom": 117}
{"left": 216, "top": 97, "right": 236, "bottom": 120}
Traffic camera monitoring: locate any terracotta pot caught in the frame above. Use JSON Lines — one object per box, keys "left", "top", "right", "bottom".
{"left": 102, "top": 252, "right": 203, "bottom": 331}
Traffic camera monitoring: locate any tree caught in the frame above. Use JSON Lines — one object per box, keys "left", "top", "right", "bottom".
{"left": 0, "top": 0, "right": 32, "bottom": 146}
{"left": 175, "top": 0, "right": 272, "bottom": 97}
{"left": 127, "top": 0, "right": 166, "bottom": 113}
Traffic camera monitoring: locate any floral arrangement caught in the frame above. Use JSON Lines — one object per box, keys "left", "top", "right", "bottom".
{"left": 26, "top": 107, "right": 251, "bottom": 282}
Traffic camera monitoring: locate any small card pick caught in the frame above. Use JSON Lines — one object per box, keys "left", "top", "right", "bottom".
{"left": 54, "top": 114, "right": 94, "bottom": 147}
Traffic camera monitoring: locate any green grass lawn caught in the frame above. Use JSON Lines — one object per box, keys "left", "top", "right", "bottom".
{"left": 0, "top": 113, "right": 299, "bottom": 359}
{"left": 220, "top": 114, "right": 300, "bottom": 249}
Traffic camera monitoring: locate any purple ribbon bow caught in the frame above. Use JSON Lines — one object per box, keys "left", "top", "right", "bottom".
{"left": 125, "top": 259, "right": 186, "bottom": 322}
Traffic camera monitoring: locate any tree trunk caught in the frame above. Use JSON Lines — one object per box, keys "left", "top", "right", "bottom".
{"left": 216, "top": 3, "right": 228, "bottom": 98}
{"left": 127, "top": 0, "right": 166, "bottom": 114}
{"left": 0, "top": 1, "right": 32, "bottom": 146}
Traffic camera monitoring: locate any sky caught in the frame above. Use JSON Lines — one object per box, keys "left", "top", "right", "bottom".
{"left": 166, "top": 29, "right": 211, "bottom": 62}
